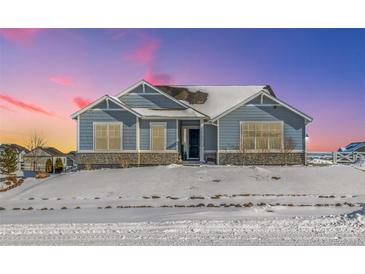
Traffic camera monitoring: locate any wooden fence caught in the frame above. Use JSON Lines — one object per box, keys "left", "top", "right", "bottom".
{"left": 307, "top": 151, "right": 365, "bottom": 164}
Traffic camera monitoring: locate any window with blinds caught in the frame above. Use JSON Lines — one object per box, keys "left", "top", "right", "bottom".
{"left": 151, "top": 123, "right": 166, "bottom": 151}
{"left": 94, "top": 123, "right": 122, "bottom": 151}
{"left": 240, "top": 121, "right": 283, "bottom": 151}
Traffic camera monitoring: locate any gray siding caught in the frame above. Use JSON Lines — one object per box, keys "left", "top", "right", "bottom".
{"left": 140, "top": 119, "right": 177, "bottom": 151}
{"left": 79, "top": 110, "right": 136, "bottom": 151}
{"left": 204, "top": 124, "right": 217, "bottom": 151}
{"left": 219, "top": 105, "right": 305, "bottom": 151}
{"left": 119, "top": 94, "right": 185, "bottom": 109}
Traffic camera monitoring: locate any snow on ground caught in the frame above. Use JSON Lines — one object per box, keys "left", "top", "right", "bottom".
{"left": 0, "top": 207, "right": 364, "bottom": 245}
{"left": 0, "top": 165, "right": 364, "bottom": 245}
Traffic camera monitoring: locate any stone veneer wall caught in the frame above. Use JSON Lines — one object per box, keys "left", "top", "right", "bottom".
{"left": 76, "top": 152, "right": 179, "bottom": 168}
{"left": 218, "top": 152, "right": 305, "bottom": 165}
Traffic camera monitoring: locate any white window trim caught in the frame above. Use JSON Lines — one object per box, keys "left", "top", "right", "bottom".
{"left": 239, "top": 121, "right": 284, "bottom": 152}
{"left": 150, "top": 122, "right": 167, "bottom": 152}
{"left": 93, "top": 122, "right": 123, "bottom": 152}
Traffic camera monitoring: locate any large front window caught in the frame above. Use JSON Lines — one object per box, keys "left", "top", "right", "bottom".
{"left": 150, "top": 123, "right": 166, "bottom": 151}
{"left": 240, "top": 121, "right": 283, "bottom": 151}
{"left": 94, "top": 123, "right": 122, "bottom": 151}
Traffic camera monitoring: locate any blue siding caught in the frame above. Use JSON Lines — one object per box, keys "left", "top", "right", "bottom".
{"left": 219, "top": 105, "right": 305, "bottom": 150}
{"left": 204, "top": 124, "right": 217, "bottom": 151}
{"left": 140, "top": 119, "right": 177, "bottom": 150}
{"left": 119, "top": 93, "right": 185, "bottom": 109}
{"left": 91, "top": 101, "right": 107, "bottom": 109}
{"left": 79, "top": 110, "right": 136, "bottom": 150}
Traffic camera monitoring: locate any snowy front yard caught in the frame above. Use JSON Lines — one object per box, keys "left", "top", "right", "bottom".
{"left": 0, "top": 164, "right": 364, "bottom": 245}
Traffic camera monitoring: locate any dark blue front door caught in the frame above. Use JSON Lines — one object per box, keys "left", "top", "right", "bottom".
{"left": 189, "top": 129, "right": 200, "bottom": 159}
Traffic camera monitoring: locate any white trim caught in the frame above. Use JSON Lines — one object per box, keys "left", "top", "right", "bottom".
{"left": 136, "top": 117, "right": 140, "bottom": 152}
{"left": 200, "top": 119, "right": 204, "bottom": 162}
{"left": 139, "top": 150, "right": 178, "bottom": 153}
{"left": 76, "top": 116, "right": 80, "bottom": 152}
{"left": 181, "top": 125, "right": 200, "bottom": 160}
{"left": 127, "top": 93, "right": 162, "bottom": 96}
{"left": 204, "top": 150, "right": 217, "bottom": 153}
{"left": 89, "top": 108, "right": 128, "bottom": 111}
{"left": 70, "top": 95, "right": 142, "bottom": 119}
{"left": 217, "top": 119, "right": 220, "bottom": 164}
{"left": 176, "top": 120, "right": 179, "bottom": 151}
{"left": 142, "top": 116, "right": 204, "bottom": 120}
{"left": 93, "top": 122, "right": 123, "bottom": 152}
{"left": 211, "top": 90, "right": 313, "bottom": 123}
{"left": 239, "top": 121, "right": 284, "bottom": 152}
{"left": 246, "top": 104, "right": 281, "bottom": 107}
{"left": 218, "top": 150, "right": 304, "bottom": 153}
{"left": 106, "top": 98, "right": 109, "bottom": 109}
{"left": 150, "top": 122, "right": 167, "bottom": 152}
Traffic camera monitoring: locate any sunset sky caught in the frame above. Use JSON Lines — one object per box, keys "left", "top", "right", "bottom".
{"left": 0, "top": 28, "right": 364, "bottom": 152}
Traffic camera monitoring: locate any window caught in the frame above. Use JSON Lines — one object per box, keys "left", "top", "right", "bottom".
{"left": 94, "top": 123, "right": 122, "bottom": 151}
{"left": 240, "top": 121, "right": 283, "bottom": 151}
{"left": 151, "top": 123, "right": 166, "bottom": 151}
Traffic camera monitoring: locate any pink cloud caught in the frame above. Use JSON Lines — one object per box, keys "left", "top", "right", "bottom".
{"left": 0, "top": 93, "right": 55, "bottom": 117}
{"left": 144, "top": 68, "right": 172, "bottom": 85}
{"left": 0, "top": 104, "right": 15, "bottom": 112}
{"left": 126, "top": 37, "right": 160, "bottom": 63}
{"left": 0, "top": 28, "right": 41, "bottom": 46}
{"left": 73, "top": 97, "right": 91, "bottom": 109}
{"left": 49, "top": 75, "right": 75, "bottom": 87}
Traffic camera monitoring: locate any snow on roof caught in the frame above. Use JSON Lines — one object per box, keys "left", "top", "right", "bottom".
{"left": 132, "top": 108, "right": 205, "bottom": 118}
{"left": 157, "top": 85, "right": 268, "bottom": 119}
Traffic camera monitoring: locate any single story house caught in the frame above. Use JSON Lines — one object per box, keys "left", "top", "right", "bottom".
{"left": 0, "top": 143, "right": 29, "bottom": 170}
{"left": 23, "top": 147, "right": 67, "bottom": 172}
{"left": 71, "top": 80, "right": 313, "bottom": 167}
{"left": 338, "top": 142, "right": 365, "bottom": 153}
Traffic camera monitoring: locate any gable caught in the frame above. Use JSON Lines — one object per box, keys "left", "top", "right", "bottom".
{"left": 120, "top": 93, "right": 186, "bottom": 109}
{"left": 118, "top": 82, "right": 187, "bottom": 109}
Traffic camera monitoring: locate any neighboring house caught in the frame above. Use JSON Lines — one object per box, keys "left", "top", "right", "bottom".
{"left": 0, "top": 143, "right": 29, "bottom": 170}
{"left": 71, "top": 80, "right": 313, "bottom": 167}
{"left": 23, "top": 147, "right": 67, "bottom": 172}
{"left": 338, "top": 142, "right": 365, "bottom": 153}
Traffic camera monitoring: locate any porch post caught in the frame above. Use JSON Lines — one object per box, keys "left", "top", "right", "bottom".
{"left": 200, "top": 119, "right": 204, "bottom": 163}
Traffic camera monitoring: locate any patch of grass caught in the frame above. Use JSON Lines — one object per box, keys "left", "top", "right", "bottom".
{"left": 105, "top": 205, "right": 112, "bottom": 209}
{"left": 61, "top": 206, "right": 67, "bottom": 210}
{"left": 210, "top": 195, "right": 222, "bottom": 199}
{"left": 75, "top": 206, "right": 81, "bottom": 209}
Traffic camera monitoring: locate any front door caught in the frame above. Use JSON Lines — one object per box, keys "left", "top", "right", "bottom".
{"left": 188, "top": 129, "right": 200, "bottom": 159}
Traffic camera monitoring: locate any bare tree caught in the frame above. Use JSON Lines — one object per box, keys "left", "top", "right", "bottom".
{"left": 26, "top": 132, "right": 46, "bottom": 172}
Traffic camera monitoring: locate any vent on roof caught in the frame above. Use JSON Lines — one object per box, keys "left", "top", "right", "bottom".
{"left": 157, "top": 86, "right": 208, "bottom": 104}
